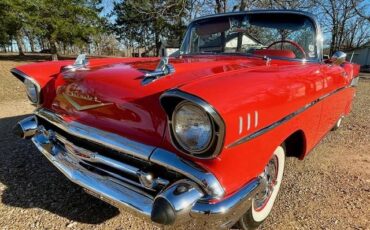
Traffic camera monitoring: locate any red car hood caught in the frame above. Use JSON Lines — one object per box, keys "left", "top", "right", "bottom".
{"left": 49, "top": 56, "right": 268, "bottom": 147}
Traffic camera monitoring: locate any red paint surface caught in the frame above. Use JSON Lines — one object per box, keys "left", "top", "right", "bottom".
{"left": 15, "top": 55, "right": 359, "bottom": 196}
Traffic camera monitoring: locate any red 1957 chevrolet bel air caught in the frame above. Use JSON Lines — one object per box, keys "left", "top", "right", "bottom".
{"left": 12, "top": 10, "right": 359, "bottom": 229}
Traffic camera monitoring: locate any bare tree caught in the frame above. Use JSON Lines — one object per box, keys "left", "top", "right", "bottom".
{"left": 313, "top": 0, "right": 361, "bottom": 54}
{"left": 342, "top": 16, "right": 370, "bottom": 48}
{"left": 188, "top": 0, "right": 207, "bottom": 19}
{"left": 250, "top": 0, "right": 315, "bottom": 9}
{"left": 352, "top": 0, "right": 370, "bottom": 21}
{"left": 214, "top": 0, "right": 228, "bottom": 13}
{"left": 232, "top": 0, "right": 257, "bottom": 11}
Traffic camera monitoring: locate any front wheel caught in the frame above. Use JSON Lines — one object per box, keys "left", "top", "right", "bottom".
{"left": 236, "top": 145, "right": 286, "bottom": 229}
{"left": 331, "top": 116, "right": 343, "bottom": 131}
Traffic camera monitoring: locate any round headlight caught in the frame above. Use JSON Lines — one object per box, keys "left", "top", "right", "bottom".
{"left": 172, "top": 101, "right": 214, "bottom": 154}
{"left": 24, "top": 78, "right": 38, "bottom": 104}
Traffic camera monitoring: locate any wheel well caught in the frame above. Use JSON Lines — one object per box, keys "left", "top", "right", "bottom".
{"left": 284, "top": 130, "right": 306, "bottom": 159}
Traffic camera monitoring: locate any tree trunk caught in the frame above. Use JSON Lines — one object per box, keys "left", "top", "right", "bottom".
{"left": 330, "top": 33, "right": 336, "bottom": 56}
{"left": 235, "top": 0, "right": 248, "bottom": 50}
{"left": 49, "top": 39, "right": 58, "bottom": 60}
{"left": 240, "top": 0, "right": 246, "bottom": 10}
{"left": 155, "top": 33, "right": 161, "bottom": 57}
{"left": 10, "top": 39, "right": 13, "bottom": 52}
{"left": 216, "top": 0, "right": 222, "bottom": 13}
{"left": 15, "top": 33, "right": 25, "bottom": 56}
{"left": 26, "top": 33, "right": 35, "bottom": 53}
{"left": 39, "top": 38, "right": 45, "bottom": 50}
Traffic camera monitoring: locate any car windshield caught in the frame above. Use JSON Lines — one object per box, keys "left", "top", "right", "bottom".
{"left": 180, "top": 12, "right": 318, "bottom": 60}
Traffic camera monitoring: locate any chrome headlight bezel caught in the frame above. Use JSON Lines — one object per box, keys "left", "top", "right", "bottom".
{"left": 160, "top": 89, "right": 225, "bottom": 159}
{"left": 171, "top": 101, "right": 216, "bottom": 155}
{"left": 24, "top": 78, "right": 39, "bottom": 104}
{"left": 11, "top": 68, "right": 41, "bottom": 105}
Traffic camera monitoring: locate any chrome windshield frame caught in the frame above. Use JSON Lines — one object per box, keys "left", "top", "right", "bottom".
{"left": 180, "top": 10, "right": 323, "bottom": 63}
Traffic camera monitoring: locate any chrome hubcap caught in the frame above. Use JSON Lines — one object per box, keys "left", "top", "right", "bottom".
{"left": 254, "top": 155, "right": 278, "bottom": 211}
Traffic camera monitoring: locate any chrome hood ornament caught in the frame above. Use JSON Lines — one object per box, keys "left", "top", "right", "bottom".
{"left": 142, "top": 57, "right": 175, "bottom": 85}
{"left": 62, "top": 54, "right": 89, "bottom": 77}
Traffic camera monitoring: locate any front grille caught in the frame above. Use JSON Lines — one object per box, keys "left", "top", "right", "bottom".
{"left": 37, "top": 116, "right": 183, "bottom": 196}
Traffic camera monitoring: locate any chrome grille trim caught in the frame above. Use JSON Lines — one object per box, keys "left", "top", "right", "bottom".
{"left": 28, "top": 123, "right": 262, "bottom": 227}
{"left": 34, "top": 108, "right": 225, "bottom": 198}
{"left": 57, "top": 134, "right": 140, "bottom": 177}
{"left": 31, "top": 131, "right": 154, "bottom": 217}
{"left": 37, "top": 127, "right": 168, "bottom": 193}
{"left": 80, "top": 160, "right": 156, "bottom": 194}
{"left": 35, "top": 109, "right": 154, "bottom": 160}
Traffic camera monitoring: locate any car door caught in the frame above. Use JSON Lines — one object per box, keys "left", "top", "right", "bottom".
{"left": 317, "top": 63, "right": 350, "bottom": 137}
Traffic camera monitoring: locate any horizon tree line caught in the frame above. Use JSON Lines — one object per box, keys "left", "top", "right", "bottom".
{"left": 0, "top": 0, "right": 369, "bottom": 58}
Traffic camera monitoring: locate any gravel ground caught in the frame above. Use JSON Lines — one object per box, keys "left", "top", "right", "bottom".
{"left": 0, "top": 58, "right": 369, "bottom": 230}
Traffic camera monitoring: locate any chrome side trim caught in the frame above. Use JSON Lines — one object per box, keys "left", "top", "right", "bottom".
{"left": 160, "top": 89, "right": 226, "bottom": 159}
{"left": 227, "top": 86, "right": 349, "bottom": 148}
{"left": 11, "top": 68, "right": 42, "bottom": 106}
{"left": 150, "top": 148, "right": 225, "bottom": 198}
{"left": 35, "top": 109, "right": 154, "bottom": 160}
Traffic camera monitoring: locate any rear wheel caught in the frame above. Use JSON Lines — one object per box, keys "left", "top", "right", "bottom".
{"left": 236, "top": 146, "right": 285, "bottom": 229}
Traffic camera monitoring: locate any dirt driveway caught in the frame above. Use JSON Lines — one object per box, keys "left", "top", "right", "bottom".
{"left": 0, "top": 59, "right": 369, "bottom": 230}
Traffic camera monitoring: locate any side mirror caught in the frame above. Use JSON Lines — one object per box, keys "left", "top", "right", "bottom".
{"left": 330, "top": 51, "right": 347, "bottom": 65}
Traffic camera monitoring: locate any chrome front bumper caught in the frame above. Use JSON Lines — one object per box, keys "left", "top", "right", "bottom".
{"left": 15, "top": 110, "right": 263, "bottom": 228}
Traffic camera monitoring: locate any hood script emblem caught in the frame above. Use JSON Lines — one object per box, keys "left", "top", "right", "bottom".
{"left": 63, "top": 93, "right": 113, "bottom": 111}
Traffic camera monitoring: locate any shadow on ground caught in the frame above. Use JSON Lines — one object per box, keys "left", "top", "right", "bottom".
{"left": 0, "top": 114, "right": 119, "bottom": 224}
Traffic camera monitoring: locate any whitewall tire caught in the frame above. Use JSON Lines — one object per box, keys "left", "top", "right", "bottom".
{"left": 236, "top": 145, "right": 286, "bottom": 229}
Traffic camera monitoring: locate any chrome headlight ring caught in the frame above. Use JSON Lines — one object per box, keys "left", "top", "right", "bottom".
{"left": 24, "top": 78, "right": 39, "bottom": 104}
{"left": 160, "top": 89, "right": 225, "bottom": 159}
{"left": 11, "top": 68, "right": 41, "bottom": 105}
{"left": 172, "top": 101, "right": 216, "bottom": 154}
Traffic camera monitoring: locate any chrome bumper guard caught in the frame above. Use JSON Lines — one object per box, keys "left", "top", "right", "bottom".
{"left": 15, "top": 110, "right": 263, "bottom": 228}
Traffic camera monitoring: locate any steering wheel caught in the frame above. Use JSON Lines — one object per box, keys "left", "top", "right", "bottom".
{"left": 267, "top": 40, "right": 307, "bottom": 59}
